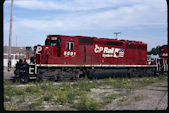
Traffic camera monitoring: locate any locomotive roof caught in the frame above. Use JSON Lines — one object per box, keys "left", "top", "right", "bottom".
{"left": 46, "top": 35, "right": 146, "bottom": 45}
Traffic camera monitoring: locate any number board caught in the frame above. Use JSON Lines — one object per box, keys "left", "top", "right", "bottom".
{"left": 51, "top": 37, "right": 58, "bottom": 40}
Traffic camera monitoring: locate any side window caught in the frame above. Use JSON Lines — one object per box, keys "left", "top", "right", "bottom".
{"left": 66, "top": 42, "right": 69, "bottom": 50}
{"left": 71, "top": 43, "right": 74, "bottom": 50}
{"left": 66, "top": 42, "right": 74, "bottom": 50}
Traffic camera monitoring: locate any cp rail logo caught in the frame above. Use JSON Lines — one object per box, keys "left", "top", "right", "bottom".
{"left": 94, "top": 44, "right": 125, "bottom": 58}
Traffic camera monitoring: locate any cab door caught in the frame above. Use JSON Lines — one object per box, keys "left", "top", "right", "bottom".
{"left": 79, "top": 45, "right": 87, "bottom": 64}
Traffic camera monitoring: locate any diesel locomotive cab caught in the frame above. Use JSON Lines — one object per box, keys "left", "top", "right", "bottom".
{"left": 34, "top": 36, "right": 61, "bottom": 64}
{"left": 45, "top": 36, "right": 61, "bottom": 58}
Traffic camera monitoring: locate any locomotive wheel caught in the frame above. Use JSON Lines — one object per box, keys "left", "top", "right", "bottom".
{"left": 20, "top": 75, "right": 29, "bottom": 83}
{"left": 36, "top": 74, "right": 43, "bottom": 82}
{"left": 79, "top": 69, "right": 87, "bottom": 78}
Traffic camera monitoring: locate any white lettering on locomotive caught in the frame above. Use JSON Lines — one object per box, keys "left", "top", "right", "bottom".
{"left": 51, "top": 37, "right": 58, "bottom": 40}
{"left": 64, "top": 51, "right": 76, "bottom": 57}
{"left": 94, "top": 44, "right": 103, "bottom": 53}
{"left": 94, "top": 44, "right": 125, "bottom": 58}
{"left": 103, "top": 47, "right": 114, "bottom": 54}
{"left": 36, "top": 46, "right": 42, "bottom": 54}
{"left": 29, "top": 65, "right": 37, "bottom": 74}
{"left": 67, "top": 51, "right": 70, "bottom": 55}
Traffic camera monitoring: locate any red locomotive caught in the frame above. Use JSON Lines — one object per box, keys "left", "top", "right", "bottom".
{"left": 14, "top": 35, "right": 157, "bottom": 83}
{"left": 158, "top": 45, "right": 168, "bottom": 72}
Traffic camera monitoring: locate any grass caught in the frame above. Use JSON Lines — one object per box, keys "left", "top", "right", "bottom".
{"left": 5, "top": 103, "right": 18, "bottom": 111}
{"left": 25, "top": 86, "right": 41, "bottom": 93}
{"left": 103, "top": 93, "right": 120, "bottom": 104}
{"left": 77, "top": 91, "right": 100, "bottom": 110}
{"left": 56, "top": 89, "right": 67, "bottom": 104}
{"left": 74, "top": 77, "right": 97, "bottom": 91}
{"left": 117, "top": 96, "right": 131, "bottom": 106}
{"left": 134, "top": 95, "right": 144, "bottom": 101}
{"left": 42, "top": 94, "right": 53, "bottom": 101}
{"left": 157, "top": 74, "right": 168, "bottom": 80}
{"left": 17, "top": 95, "right": 26, "bottom": 103}
{"left": 29, "top": 99, "right": 44, "bottom": 110}
{"left": 4, "top": 73, "right": 167, "bottom": 111}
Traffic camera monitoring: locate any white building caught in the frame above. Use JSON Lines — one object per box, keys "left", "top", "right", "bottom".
{"left": 3, "top": 46, "right": 33, "bottom": 67}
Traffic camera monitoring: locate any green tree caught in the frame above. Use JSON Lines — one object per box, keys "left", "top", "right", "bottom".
{"left": 148, "top": 45, "right": 161, "bottom": 55}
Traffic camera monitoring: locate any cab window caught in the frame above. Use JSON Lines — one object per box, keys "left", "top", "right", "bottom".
{"left": 45, "top": 37, "right": 61, "bottom": 47}
{"left": 45, "top": 39, "right": 57, "bottom": 46}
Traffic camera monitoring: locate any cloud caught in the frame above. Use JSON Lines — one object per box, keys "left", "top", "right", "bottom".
{"left": 9, "top": 1, "right": 166, "bottom": 32}
{"left": 4, "top": 0, "right": 167, "bottom": 48}
{"left": 5, "top": 0, "right": 167, "bottom": 29}
{"left": 11, "top": 0, "right": 126, "bottom": 11}
{"left": 5, "top": 0, "right": 166, "bottom": 12}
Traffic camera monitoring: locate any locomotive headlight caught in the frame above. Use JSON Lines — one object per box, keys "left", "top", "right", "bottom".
{"left": 36, "top": 46, "right": 42, "bottom": 54}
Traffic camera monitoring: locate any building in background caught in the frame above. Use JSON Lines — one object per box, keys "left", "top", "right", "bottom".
{"left": 3, "top": 46, "right": 33, "bottom": 67}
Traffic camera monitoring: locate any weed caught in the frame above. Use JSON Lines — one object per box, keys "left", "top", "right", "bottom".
{"left": 120, "top": 96, "right": 128, "bottom": 102}
{"left": 125, "top": 88, "right": 132, "bottom": 94}
{"left": 140, "top": 77, "right": 155, "bottom": 86}
{"left": 117, "top": 96, "right": 129, "bottom": 106}
{"left": 134, "top": 95, "right": 144, "bottom": 101}
{"left": 17, "top": 95, "right": 26, "bottom": 103}
{"left": 158, "top": 74, "right": 167, "bottom": 80}
{"left": 40, "top": 80, "right": 48, "bottom": 91}
{"left": 88, "top": 98, "right": 100, "bottom": 110}
{"left": 121, "top": 78, "right": 129, "bottom": 85}
{"left": 28, "top": 97, "right": 45, "bottom": 110}
{"left": 5, "top": 87, "right": 25, "bottom": 96}
{"left": 4, "top": 96, "right": 11, "bottom": 102}
{"left": 77, "top": 91, "right": 100, "bottom": 110}
{"left": 42, "top": 94, "right": 53, "bottom": 101}
{"left": 63, "top": 83, "right": 73, "bottom": 90}
{"left": 25, "top": 86, "right": 41, "bottom": 93}
{"left": 101, "top": 77, "right": 114, "bottom": 86}
{"left": 15, "top": 89, "right": 25, "bottom": 95}
{"left": 67, "top": 90, "right": 76, "bottom": 103}
{"left": 76, "top": 78, "right": 97, "bottom": 92}
{"left": 29, "top": 101, "right": 42, "bottom": 110}
{"left": 103, "top": 93, "right": 119, "bottom": 104}
{"left": 148, "top": 77, "right": 155, "bottom": 83}
{"left": 5, "top": 103, "right": 18, "bottom": 111}
{"left": 56, "top": 89, "right": 67, "bottom": 104}
{"left": 60, "top": 83, "right": 77, "bottom": 103}
{"left": 112, "top": 79, "right": 124, "bottom": 88}
{"left": 3, "top": 80, "right": 13, "bottom": 86}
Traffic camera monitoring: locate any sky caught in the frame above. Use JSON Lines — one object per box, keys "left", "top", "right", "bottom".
{"left": 3, "top": 0, "right": 167, "bottom": 51}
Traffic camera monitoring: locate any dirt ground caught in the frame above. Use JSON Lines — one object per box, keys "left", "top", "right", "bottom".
{"left": 3, "top": 70, "right": 14, "bottom": 80}
{"left": 102, "top": 81, "right": 168, "bottom": 110}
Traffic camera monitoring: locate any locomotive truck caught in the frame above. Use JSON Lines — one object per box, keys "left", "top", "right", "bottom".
{"left": 13, "top": 35, "right": 158, "bottom": 83}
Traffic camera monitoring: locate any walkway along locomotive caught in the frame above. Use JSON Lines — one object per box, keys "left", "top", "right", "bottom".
{"left": 13, "top": 35, "right": 158, "bottom": 83}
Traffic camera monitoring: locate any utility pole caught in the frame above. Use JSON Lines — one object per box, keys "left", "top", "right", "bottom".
{"left": 114, "top": 32, "right": 121, "bottom": 39}
{"left": 16, "top": 35, "right": 17, "bottom": 46}
{"left": 8, "top": 0, "right": 13, "bottom": 71}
